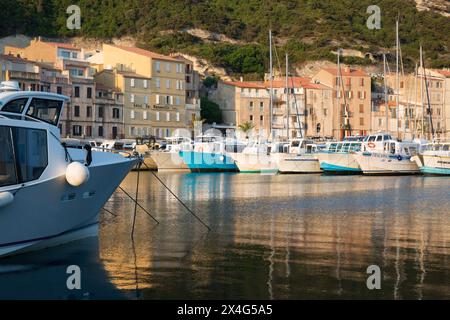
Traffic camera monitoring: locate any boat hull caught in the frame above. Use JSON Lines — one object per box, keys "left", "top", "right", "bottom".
{"left": 356, "top": 153, "right": 420, "bottom": 175}
{"left": 277, "top": 154, "right": 322, "bottom": 174}
{"left": 420, "top": 154, "right": 450, "bottom": 175}
{"left": 0, "top": 157, "right": 135, "bottom": 257}
{"left": 316, "top": 153, "right": 361, "bottom": 174}
{"left": 151, "top": 151, "right": 189, "bottom": 171}
{"left": 179, "top": 151, "right": 238, "bottom": 172}
{"left": 230, "top": 153, "right": 278, "bottom": 173}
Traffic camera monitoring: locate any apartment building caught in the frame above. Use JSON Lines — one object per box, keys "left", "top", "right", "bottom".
{"left": 101, "top": 44, "right": 187, "bottom": 138}
{"left": 312, "top": 66, "right": 372, "bottom": 140}
{"left": 385, "top": 68, "right": 448, "bottom": 140}
{"left": 95, "top": 85, "right": 124, "bottom": 139}
{"left": 170, "top": 54, "right": 202, "bottom": 131}
{"left": 212, "top": 76, "right": 335, "bottom": 140}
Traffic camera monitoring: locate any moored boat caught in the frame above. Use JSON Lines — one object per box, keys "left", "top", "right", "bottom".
{"left": 415, "top": 142, "right": 450, "bottom": 175}
{"left": 0, "top": 89, "right": 136, "bottom": 257}
{"left": 151, "top": 136, "right": 192, "bottom": 171}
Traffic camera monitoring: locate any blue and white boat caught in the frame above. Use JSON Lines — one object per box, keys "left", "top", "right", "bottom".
{"left": 180, "top": 135, "right": 245, "bottom": 172}
{"left": 415, "top": 142, "right": 450, "bottom": 175}
{"left": 316, "top": 140, "right": 363, "bottom": 173}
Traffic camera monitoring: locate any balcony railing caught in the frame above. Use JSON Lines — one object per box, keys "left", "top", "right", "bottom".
{"left": 8, "top": 71, "right": 40, "bottom": 80}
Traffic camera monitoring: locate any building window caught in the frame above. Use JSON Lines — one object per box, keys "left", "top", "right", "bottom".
{"left": 175, "top": 97, "right": 180, "bottom": 105}
{"left": 250, "top": 115, "right": 253, "bottom": 121}
{"left": 74, "top": 86, "right": 80, "bottom": 98}
{"left": 144, "top": 95, "right": 148, "bottom": 104}
{"left": 155, "top": 78, "right": 160, "bottom": 88}
{"left": 176, "top": 112, "right": 180, "bottom": 122}
{"left": 143, "top": 111, "right": 148, "bottom": 120}
{"left": 260, "top": 115, "right": 264, "bottom": 121}
{"left": 360, "top": 78, "right": 364, "bottom": 86}
{"left": 87, "top": 87, "right": 92, "bottom": 99}
{"left": 86, "top": 125, "right": 92, "bottom": 137}
{"left": 130, "top": 78, "right": 135, "bottom": 87}
{"left": 98, "top": 126, "right": 103, "bottom": 137}
{"left": 74, "top": 105, "right": 80, "bottom": 117}
{"left": 86, "top": 106, "right": 92, "bottom": 117}
{"left": 360, "top": 117, "right": 364, "bottom": 126}
{"left": 359, "top": 104, "right": 364, "bottom": 113}
{"left": 165, "top": 62, "right": 171, "bottom": 72}
{"left": 166, "top": 79, "right": 170, "bottom": 89}
{"left": 73, "top": 125, "right": 82, "bottom": 136}
{"left": 112, "top": 127, "right": 118, "bottom": 139}
{"left": 166, "top": 112, "right": 170, "bottom": 121}
{"left": 57, "top": 86, "right": 62, "bottom": 94}
{"left": 130, "top": 94, "right": 135, "bottom": 103}
{"left": 156, "top": 111, "right": 160, "bottom": 121}
{"left": 186, "top": 75, "right": 191, "bottom": 83}
{"left": 260, "top": 101, "right": 264, "bottom": 110}
{"left": 316, "top": 123, "right": 321, "bottom": 133}
{"left": 249, "top": 101, "right": 254, "bottom": 110}
{"left": 155, "top": 61, "right": 160, "bottom": 73}
{"left": 130, "top": 110, "right": 135, "bottom": 119}
{"left": 98, "top": 106, "right": 104, "bottom": 118}
{"left": 156, "top": 94, "right": 160, "bottom": 104}
{"left": 143, "top": 79, "right": 148, "bottom": 88}
{"left": 112, "top": 108, "right": 120, "bottom": 119}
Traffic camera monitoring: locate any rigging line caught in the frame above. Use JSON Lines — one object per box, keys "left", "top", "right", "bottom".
{"left": 338, "top": 51, "right": 350, "bottom": 136}
{"left": 144, "top": 163, "right": 211, "bottom": 232}
{"left": 102, "top": 207, "right": 117, "bottom": 217}
{"left": 118, "top": 184, "right": 159, "bottom": 224}
{"left": 131, "top": 161, "right": 141, "bottom": 239}
{"left": 421, "top": 54, "right": 435, "bottom": 139}
{"left": 272, "top": 36, "right": 283, "bottom": 79}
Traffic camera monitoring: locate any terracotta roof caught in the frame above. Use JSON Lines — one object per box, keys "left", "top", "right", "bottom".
{"left": 267, "top": 76, "right": 312, "bottom": 88}
{"left": 223, "top": 81, "right": 266, "bottom": 89}
{"left": 116, "top": 70, "right": 151, "bottom": 79}
{"left": 44, "top": 42, "right": 81, "bottom": 51}
{"left": 434, "top": 69, "right": 450, "bottom": 78}
{"left": 322, "top": 67, "right": 369, "bottom": 77}
{"left": 109, "top": 44, "right": 182, "bottom": 62}
{"left": 0, "top": 54, "right": 31, "bottom": 63}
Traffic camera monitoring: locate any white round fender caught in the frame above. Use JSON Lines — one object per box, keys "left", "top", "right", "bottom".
{"left": 66, "top": 162, "right": 90, "bottom": 187}
{"left": 0, "top": 192, "right": 14, "bottom": 208}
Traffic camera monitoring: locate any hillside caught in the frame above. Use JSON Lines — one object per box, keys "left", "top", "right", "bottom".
{"left": 1, "top": 0, "right": 449, "bottom": 79}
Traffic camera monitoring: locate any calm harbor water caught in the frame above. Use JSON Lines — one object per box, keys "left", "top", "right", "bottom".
{"left": 0, "top": 172, "right": 449, "bottom": 299}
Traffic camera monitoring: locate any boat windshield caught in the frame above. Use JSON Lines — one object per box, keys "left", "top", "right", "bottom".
{"left": 25, "top": 98, "right": 63, "bottom": 126}
{"left": 329, "top": 143, "right": 338, "bottom": 152}
{"left": 342, "top": 143, "right": 351, "bottom": 152}
{"left": 350, "top": 143, "right": 361, "bottom": 151}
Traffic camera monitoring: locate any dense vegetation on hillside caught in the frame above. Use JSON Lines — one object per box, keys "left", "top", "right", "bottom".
{"left": 1, "top": 0, "right": 449, "bottom": 78}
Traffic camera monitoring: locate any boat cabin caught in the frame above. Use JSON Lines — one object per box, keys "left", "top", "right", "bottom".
{"left": 362, "top": 133, "right": 393, "bottom": 152}
{"left": 325, "top": 141, "right": 362, "bottom": 153}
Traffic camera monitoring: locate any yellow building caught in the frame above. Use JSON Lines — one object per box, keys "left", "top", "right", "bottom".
{"left": 100, "top": 44, "right": 187, "bottom": 138}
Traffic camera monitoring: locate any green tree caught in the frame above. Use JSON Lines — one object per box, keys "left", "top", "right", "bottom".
{"left": 200, "top": 97, "right": 222, "bottom": 124}
{"left": 238, "top": 121, "right": 255, "bottom": 139}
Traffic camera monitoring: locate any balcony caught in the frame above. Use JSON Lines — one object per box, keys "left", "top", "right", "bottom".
{"left": 8, "top": 70, "right": 39, "bottom": 80}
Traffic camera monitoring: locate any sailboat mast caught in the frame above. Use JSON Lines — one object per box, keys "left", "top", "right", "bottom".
{"left": 396, "top": 20, "right": 400, "bottom": 139}
{"left": 269, "top": 30, "right": 273, "bottom": 141}
{"left": 421, "top": 49, "right": 435, "bottom": 140}
{"left": 285, "top": 53, "right": 290, "bottom": 141}
{"left": 337, "top": 49, "right": 341, "bottom": 139}
{"left": 414, "top": 62, "right": 418, "bottom": 138}
{"left": 420, "top": 46, "right": 424, "bottom": 138}
{"left": 383, "top": 54, "right": 389, "bottom": 133}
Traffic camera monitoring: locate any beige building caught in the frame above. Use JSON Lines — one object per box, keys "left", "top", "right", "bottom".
{"left": 211, "top": 76, "right": 335, "bottom": 140}
{"left": 312, "top": 66, "right": 372, "bottom": 140}
{"left": 385, "top": 68, "right": 449, "bottom": 140}
{"left": 100, "top": 44, "right": 187, "bottom": 138}
{"left": 94, "top": 84, "right": 125, "bottom": 139}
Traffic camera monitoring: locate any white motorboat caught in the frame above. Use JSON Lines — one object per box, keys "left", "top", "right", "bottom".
{"left": 0, "top": 89, "right": 136, "bottom": 257}
{"left": 356, "top": 140, "right": 421, "bottom": 175}
{"left": 414, "top": 142, "right": 450, "bottom": 175}
{"left": 230, "top": 140, "right": 278, "bottom": 173}
{"left": 276, "top": 139, "right": 322, "bottom": 174}
{"left": 151, "top": 136, "right": 192, "bottom": 171}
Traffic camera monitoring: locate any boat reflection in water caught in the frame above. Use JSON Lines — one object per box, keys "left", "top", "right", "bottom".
{"left": 97, "top": 173, "right": 450, "bottom": 299}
